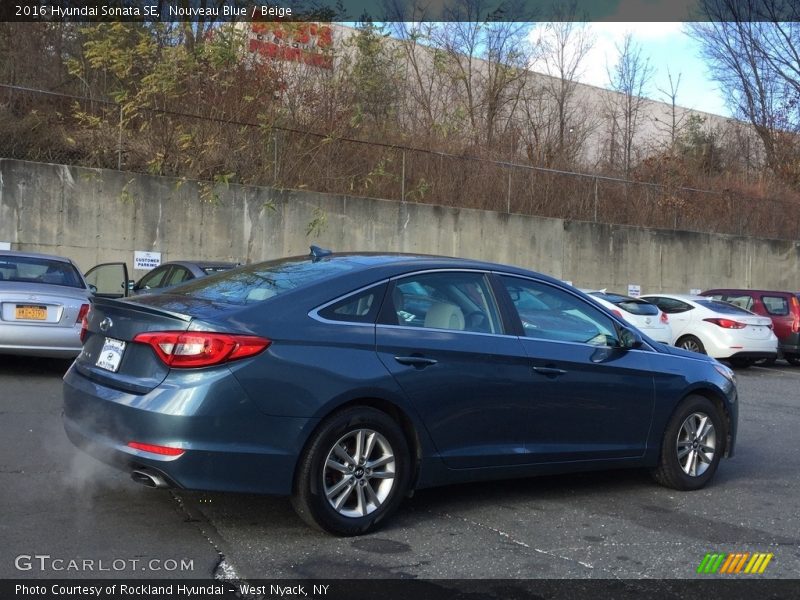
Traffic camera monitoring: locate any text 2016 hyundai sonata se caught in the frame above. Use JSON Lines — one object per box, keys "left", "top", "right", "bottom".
{"left": 63, "top": 250, "right": 738, "bottom": 535}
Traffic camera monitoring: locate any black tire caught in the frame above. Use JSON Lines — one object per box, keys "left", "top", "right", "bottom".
{"left": 291, "top": 407, "right": 410, "bottom": 536}
{"left": 676, "top": 335, "right": 706, "bottom": 355}
{"left": 651, "top": 395, "right": 725, "bottom": 491}
{"left": 754, "top": 357, "right": 776, "bottom": 367}
{"left": 785, "top": 355, "right": 800, "bottom": 366}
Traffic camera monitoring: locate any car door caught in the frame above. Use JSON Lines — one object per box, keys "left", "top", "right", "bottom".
{"left": 375, "top": 270, "right": 536, "bottom": 468}
{"left": 498, "top": 275, "right": 656, "bottom": 462}
{"left": 83, "top": 262, "right": 130, "bottom": 298}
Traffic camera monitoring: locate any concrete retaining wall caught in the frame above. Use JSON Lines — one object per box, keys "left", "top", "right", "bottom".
{"left": 1, "top": 158, "right": 798, "bottom": 292}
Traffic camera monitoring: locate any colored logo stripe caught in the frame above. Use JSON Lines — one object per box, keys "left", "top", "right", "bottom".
{"left": 698, "top": 553, "right": 773, "bottom": 574}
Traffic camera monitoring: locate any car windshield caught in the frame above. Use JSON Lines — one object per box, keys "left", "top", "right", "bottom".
{"left": 695, "top": 299, "right": 754, "bottom": 315}
{"left": 173, "top": 258, "right": 355, "bottom": 305}
{"left": 0, "top": 255, "right": 84, "bottom": 288}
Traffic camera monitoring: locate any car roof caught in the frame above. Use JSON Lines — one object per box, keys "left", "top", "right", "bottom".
{"left": 0, "top": 250, "right": 75, "bottom": 263}
{"left": 641, "top": 293, "right": 706, "bottom": 302}
{"left": 703, "top": 288, "right": 796, "bottom": 295}
{"left": 166, "top": 260, "right": 238, "bottom": 269}
{"left": 256, "top": 252, "right": 563, "bottom": 282}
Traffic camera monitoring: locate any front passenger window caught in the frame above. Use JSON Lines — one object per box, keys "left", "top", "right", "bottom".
{"left": 501, "top": 276, "right": 618, "bottom": 346}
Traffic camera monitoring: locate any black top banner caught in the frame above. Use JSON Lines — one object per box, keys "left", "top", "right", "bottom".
{"left": 2, "top": 0, "right": 799, "bottom": 23}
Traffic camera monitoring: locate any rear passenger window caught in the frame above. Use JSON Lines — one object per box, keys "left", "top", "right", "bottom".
{"left": 762, "top": 296, "right": 789, "bottom": 316}
{"left": 650, "top": 297, "right": 693, "bottom": 314}
{"left": 318, "top": 284, "right": 386, "bottom": 324}
{"left": 723, "top": 294, "right": 754, "bottom": 311}
{"left": 383, "top": 272, "right": 502, "bottom": 334}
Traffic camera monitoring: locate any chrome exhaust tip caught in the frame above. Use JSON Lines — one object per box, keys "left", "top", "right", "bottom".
{"left": 131, "top": 469, "right": 169, "bottom": 489}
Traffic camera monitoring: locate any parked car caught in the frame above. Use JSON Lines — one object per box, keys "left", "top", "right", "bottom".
{"left": 640, "top": 293, "right": 777, "bottom": 367}
{"left": 700, "top": 289, "right": 800, "bottom": 366}
{"left": 586, "top": 290, "right": 672, "bottom": 344}
{"left": 84, "top": 260, "right": 238, "bottom": 298}
{"left": 0, "top": 250, "right": 91, "bottom": 358}
{"left": 64, "top": 250, "right": 739, "bottom": 535}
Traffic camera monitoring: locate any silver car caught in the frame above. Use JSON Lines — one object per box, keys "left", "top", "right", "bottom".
{"left": 0, "top": 251, "right": 92, "bottom": 358}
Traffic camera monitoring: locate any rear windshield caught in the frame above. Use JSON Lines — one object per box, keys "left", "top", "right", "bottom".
{"left": 173, "top": 258, "right": 355, "bottom": 305}
{"left": 695, "top": 299, "right": 754, "bottom": 315}
{"left": 592, "top": 293, "right": 659, "bottom": 315}
{"left": 0, "top": 255, "right": 84, "bottom": 288}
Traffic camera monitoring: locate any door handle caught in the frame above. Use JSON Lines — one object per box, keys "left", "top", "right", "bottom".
{"left": 533, "top": 366, "right": 567, "bottom": 377}
{"left": 394, "top": 356, "right": 438, "bottom": 368}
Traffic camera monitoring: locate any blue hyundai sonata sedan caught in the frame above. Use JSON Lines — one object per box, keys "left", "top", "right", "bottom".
{"left": 63, "top": 250, "right": 738, "bottom": 535}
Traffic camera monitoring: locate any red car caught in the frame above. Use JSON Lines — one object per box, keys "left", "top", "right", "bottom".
{"left": 701, "top": 289, "right": 800, "bottom": 365}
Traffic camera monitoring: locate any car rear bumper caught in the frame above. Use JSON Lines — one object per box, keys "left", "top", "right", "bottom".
{"left": 728, "top": 350, "right": 778, "bottom": 360}
{"left": 705, "top": 332, "right": 777, "bottom": 360}
{"left": 62, "top": 364, "right": 317, "bottom": 496}
{"left": 778, "top": 333, "right": 800, "bottom": 355}
{"left": 0, "top": 323, "right": 82, "bottom": 357}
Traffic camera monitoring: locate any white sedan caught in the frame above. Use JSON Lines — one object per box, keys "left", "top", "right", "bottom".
{"left": 640, "top": 293, "right": 777, "bottom": 367}
{"left": 587, "top": 291, "right": 672, "bottom": 344}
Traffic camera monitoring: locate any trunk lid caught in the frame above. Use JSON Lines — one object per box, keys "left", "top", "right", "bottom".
{"left": 75, "top": 296, "right": 195, "bottom": 394}
{"left": 0, "top": 283, "right": 90, "bottom": 328}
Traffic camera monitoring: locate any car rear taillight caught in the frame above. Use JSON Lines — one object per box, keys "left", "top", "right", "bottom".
{"left": 703, "top": 318, "right": 746, "bottom": 329}
{"left": 127, "top": 442, "right": 185, "bottom": 457}
{"left": 78, "top": 305, "right": 91, "bottom": 343}
{"left": 133, "top": 331, "right": 271, "bottom": 368}
{"left": 660, "top": 312, "right": 669, "bottom": 324}
{"left": 612, "top": 309, "right": 624, "bottom": 319}
{"left": 76, "top": 303, "right": 90, "bottom": 324}
{"left": 791, "top": 297, "right": 800, "bottom": 333}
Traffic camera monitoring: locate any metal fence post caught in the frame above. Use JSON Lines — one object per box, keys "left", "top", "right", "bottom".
{"left": 273, "top": 132, "right": 278, "bottom": 185}
{"left": 507, "top": 168, "right": 512, "bottom": 214}
{"left": 593, "top": 177, "right": 598, "bottom": 222}
{"left": 401, "top": 150, "right": 406, "bottom": 201}
{"left": 117, "top": 105, "right": 123, "bottom": 170}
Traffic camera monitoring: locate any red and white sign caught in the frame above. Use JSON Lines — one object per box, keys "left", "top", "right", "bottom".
{"left": 247, "top": 23, "right": 333, "bottom": 69}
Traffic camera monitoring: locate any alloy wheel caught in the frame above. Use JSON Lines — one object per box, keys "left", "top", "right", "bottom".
{"left": 676, "top": 412, "right": 717, "bottom": 477}
{"left": 680, "top": 339, "right": 702, "bottom": 353}
{"left": 323, "top": 429, "right": 396, "bottom": 518}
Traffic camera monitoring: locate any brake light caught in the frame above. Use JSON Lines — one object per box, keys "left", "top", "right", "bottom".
{"left": 660, "top": 312, "right": 669, "bottom": 324}
{"left": 703, "top": 318, "right": 746, "bottom": 329}
{"left": 76, "top": 303, "right": 90, "bottom": 324}
{"left": 127, "top": 442, "right": 185, "bottom": 457}
{"left": 133, "top": 331, "right": 271, "bottom": 367}
{"left": 791, "top": 297, "right": 800, "bottom": 333}
{"left": 78, "top": 305, "right": 91, "bottom": 343}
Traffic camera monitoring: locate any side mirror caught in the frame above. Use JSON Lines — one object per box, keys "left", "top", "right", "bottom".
{"left": 618, "top": 326, "right": 643, "bottom": 350}
{"left": 88, "top": 284, "right": 98, "bottom": 295}
{"left": 127, "top": 280, "right": 135, "bottom": 291}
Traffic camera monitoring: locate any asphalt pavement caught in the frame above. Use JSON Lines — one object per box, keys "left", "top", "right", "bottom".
{"left": 1, "top": 356, "right": 798, "bottom": 581}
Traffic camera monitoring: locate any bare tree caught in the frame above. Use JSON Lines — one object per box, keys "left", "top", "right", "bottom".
{"left": 655, "top": 68, "right": 687, "bottom": 152}
{"left": 689, "top": 0, "right": 800, "bottom": 184}
{"left": 604, "top": 33, "right": 653, "bottom": 176}
{"left": 524, "top": 11, "right": 595, "bottom": 168}
{"left": 395, "top": 0, "right": 531, "bottom": 147}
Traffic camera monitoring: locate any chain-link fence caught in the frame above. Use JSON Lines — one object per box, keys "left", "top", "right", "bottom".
{"left": 2, "top": 83, "right": 799, "bottom": 240}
